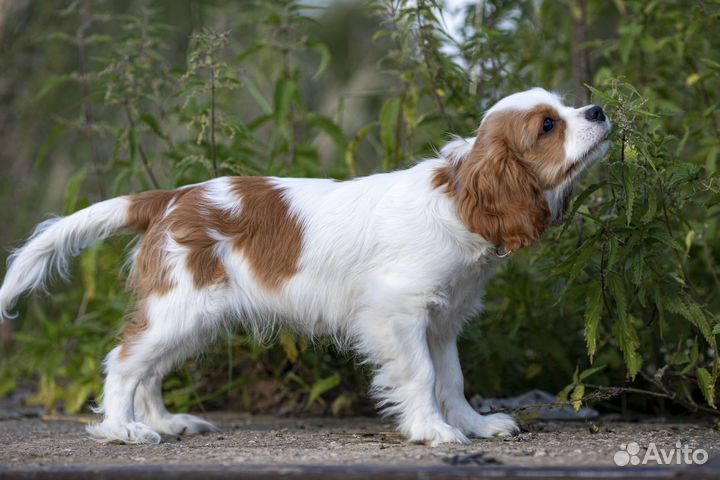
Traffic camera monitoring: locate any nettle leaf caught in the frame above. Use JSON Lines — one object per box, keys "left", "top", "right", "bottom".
{"left": 648, "top": 230, "right": 683, "bottom": 253}
{"left": 579, "top": 364, "right": 607, "bottom": 381}
{"left": 629, "top": 251, "right": 645, "bottom": 286}
{"left": 279, "top": 330, "right": 299, "bottom": 363}
{"left": 306, "top": 372, "right": 340, "bottom": 408}
{"left": 139, "top": 113, "right": 167, "bottom": 140}
{"left": 608, "top": 274, "right": 628, "bottom": 320}
{"left": 621, "top": 165, "right": 636, "bottom": 226}
{"left": 345, "top": 122, "right": 377, "bottom": 177}
{"left": 34, "top": 124, "right": 68, "bottom": 170}
{"left": 696, "top": 368, "right": 716, "bottom": 408}
{"left": 664, "top": 297, "right": 716, "bottom": 350}
{"left": 585, "top": 84, "right": 618, "bottom": 105}
{"left": 571, "top": 384, "right": 585, "bottom": 412}
{"left": 556, "top": 383, "right": 574, "bottom": 402}
{"left": 307, "top": 40, "right": 331, "bottom": 80}
{"left": 642, "top": 187, "right": 658, "bottom": 223}
{"left": 379, "top": 97, "right": 401, "bottom": 155}
{"left": 273, "top": 77, "right": 296, "bottom": 135}
{"left": 307, "top": 113, "right": 347, "bottom": 151}
{"left": 34, "top": 73, "right": 78, "bottom": 101}
{"left": 63, "top": 168, "right": 87, "bottom": 215}
{"left": 612, "top": 314, "right": 643, "bottom": 380}
{"left": 560, "top": 182, "right": 607, "bottom": 235}
{"left": 584, "top": 283, "right": 603, "bottom": 361}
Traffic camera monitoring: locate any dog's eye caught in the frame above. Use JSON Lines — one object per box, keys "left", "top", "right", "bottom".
{"left": 542, "top": 118, "right": 555, "bottom": 133}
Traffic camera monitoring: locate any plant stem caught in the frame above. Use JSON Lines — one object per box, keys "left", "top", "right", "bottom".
{"left": 416, "top": 1, "right": 453, "bottom": 132}
{"left": 123, "top": 100, "right": 160, "bottom": 189}
{"left": 77, "top": 0, "right": 106, "bottom": 199}
{"left": 210, "top": 55, "right": 218, "bottom": 177}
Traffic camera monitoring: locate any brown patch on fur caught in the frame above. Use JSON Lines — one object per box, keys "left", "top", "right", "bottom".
{"left": 127, "top": 177, "right": 303, "bottom": 297}
{"left": 121, "top": 189, "right": 198, "bottom": 358}
{"left": 126, "top": 190, "right": 177, "bottom": 232}
{"left": 118, "top": 303, "right": 148, "bottom": 360}
{"left": 434, "top": 106, "right": 571, "bottom": 252}
{"left": 119, "top": 178, "right": 303, "bottom": 359}
{"left": 432, "top": 166, "right": 452, "bottom": 191}
{"left": 227, "top": 177, "right": 303, "bottom": 290}
{"left": 160, "top": 187, "right": 230, "bottom": 289}
{"left": 126, "top": 188, "right": 197, "bottom": 297}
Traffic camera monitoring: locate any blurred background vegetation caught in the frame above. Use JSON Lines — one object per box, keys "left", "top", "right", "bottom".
{"left": 0, "top": 0, "right": 718, "bottom": 419}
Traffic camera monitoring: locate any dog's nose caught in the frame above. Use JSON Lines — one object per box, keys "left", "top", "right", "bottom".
{"left": 585, "top": 105, "right": 605, "bottom": 122}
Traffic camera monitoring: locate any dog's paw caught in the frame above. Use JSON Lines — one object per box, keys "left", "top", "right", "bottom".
{"left": 86, "top": 421, "right": 161, "bottom": 444}
{"left": 406, "top": 421, "right": 470, "bottom": 446}
{"left": 465, "top": 412, "right": 519, "bottom": 438}
{"left": 148, "top": 413, "right": 219, "bottom": 436}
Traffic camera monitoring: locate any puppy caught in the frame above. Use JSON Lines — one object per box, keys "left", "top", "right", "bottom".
{"left": 0, "top": 88, "right": 611, "bottom": 445}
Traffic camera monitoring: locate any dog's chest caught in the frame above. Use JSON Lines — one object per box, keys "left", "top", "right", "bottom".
{"left": 428, "top": 253, "right": 503, "bottom": 324}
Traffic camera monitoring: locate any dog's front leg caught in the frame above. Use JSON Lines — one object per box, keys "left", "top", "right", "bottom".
{"left": 355, "top": 309, "right": 469, "bottom": 446}
{"left": 428, "top": 331, "right": 519, "bottom": 438}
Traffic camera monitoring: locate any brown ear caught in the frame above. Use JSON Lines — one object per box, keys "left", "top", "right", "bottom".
{"left": 453, "top": 133, "right": 551, "bottom": 253}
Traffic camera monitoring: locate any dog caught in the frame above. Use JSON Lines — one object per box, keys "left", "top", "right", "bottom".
{"left": 0, "top": 88, "right": 611, "bottom": 445}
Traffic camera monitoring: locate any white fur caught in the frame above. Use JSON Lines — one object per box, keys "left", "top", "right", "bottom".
{"left": 0, "top": 197, "right": 130, "bottom": 320}
{"left": 0, "top": 88, "right": 610, "bottom": 446}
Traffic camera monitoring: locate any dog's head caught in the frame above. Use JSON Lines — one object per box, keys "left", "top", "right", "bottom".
{"left": 439, "top": 88, "right": 611, "bottom": 253}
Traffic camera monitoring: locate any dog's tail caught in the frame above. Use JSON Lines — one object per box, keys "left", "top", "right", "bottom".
{"left": 0, "top": 190, "right": 178, "bottom": 321}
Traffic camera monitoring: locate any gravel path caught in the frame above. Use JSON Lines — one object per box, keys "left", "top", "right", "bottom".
{"left": 0, "top": 412, "right": 718, "bottom": 469}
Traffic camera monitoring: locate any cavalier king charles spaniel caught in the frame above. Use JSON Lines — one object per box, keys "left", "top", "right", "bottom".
{"left": 0, "top": 88, "right": 611, "bottom": 445}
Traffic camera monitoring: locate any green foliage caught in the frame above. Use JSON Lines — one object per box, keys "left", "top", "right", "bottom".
{"left": 1, "top": 0, "right": 719, "bottom": 416}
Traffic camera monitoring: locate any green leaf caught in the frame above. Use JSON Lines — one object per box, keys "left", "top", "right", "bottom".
{"left": 307, "top": 40, "right": 331, "bottom": 80}
{"left": 34, "top": 124, "right": 68, "bottom": 170}
{"left": 609, "top": 274, "right": 642, "bottom": 379}
{"left": 648, "top": 231, "right": 683, "bottom": 253}
{"left": 584, "top": 283, "right": 603, "bottom": 361}
{"left": 80, "top": 246, "right": 99, "bottom": 301}
{"left": 579, "top": 364, "right": 607, "bottom": 381}
{"left": 139, "top": 113, "right": 167, "bottom": 140}
{"left": 664, "top": 297, "right": 715, "bottom": 349}
{"left": 622, "top": 166, "right": 635, "bottom": 226}
{"left": 556, "top": 383, "right": 574, "bottom": 402}
{"left": 608, "top": 274, "right": 628, "bottom": 321}
{"left": 345, "top": 122, "right": 377, "bottom": 177}
{"left": 273, "top": 78, "right": 296, "bottom": 135}
{"left": 571, "top": 384, "right": 585, "bottom": 412}
{"left": 696, "top": 368, "right": 716, "bottom": 408}
{"left": 560, "top": 182, "right": 607, "bottom": 235}
{"left": 63, "top": 168, "right": 87, "bottom": 215}
{"left": 642, "top": 187, "right": 657, "bottom": 223}
{"left": 306, "top": 372, "right": 340, "bottom": 408}
{"left": 279, "top": 330, "right": 299, "bottom": 363}
{"left": 585, "top": 84, "right": 618, "bottom": 105}
{"left": 307, "top": 113, "right": 346, "bottom": 151}
{"left": 379, "top": 97, "right": 400, "bottom": 168}
{"left": 681, "top": 339, "right": 699, "bottom": 375}
{"left": 242, "top": 75, "right": 272, "bottom": 115}
{"left": 34, "top": 74, "right": 77, "bottom": 101}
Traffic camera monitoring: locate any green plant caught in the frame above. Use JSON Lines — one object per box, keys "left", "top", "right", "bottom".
{"left": 1, "top": 0, "right": 718, "bottom": 417}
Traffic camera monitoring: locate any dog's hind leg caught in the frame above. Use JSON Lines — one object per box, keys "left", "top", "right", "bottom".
{"left": 134, "top": 362, "right": 218, "bottom": 436}
{"left": 85, "top": 342, "right": 162, "bottom": 444}
{"left": 86, "top": 294, "right": 221, "bottom": 444}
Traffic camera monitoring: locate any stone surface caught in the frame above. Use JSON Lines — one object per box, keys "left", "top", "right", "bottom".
{"left": 0, "top": 412, "right": 718, "bottom": 468}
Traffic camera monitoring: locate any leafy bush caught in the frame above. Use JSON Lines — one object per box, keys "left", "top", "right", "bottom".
{"left": 1, "top": 0, "right": 718, "bottom": 416}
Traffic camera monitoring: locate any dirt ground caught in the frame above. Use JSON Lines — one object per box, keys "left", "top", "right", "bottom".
{"left": 0, "top": 411, "right": 718, "bottom": 469}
